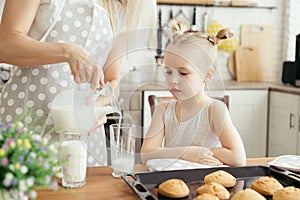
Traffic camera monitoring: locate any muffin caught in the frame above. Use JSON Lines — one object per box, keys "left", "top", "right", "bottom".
{"left": 231, "top": 188, "right": 266, "bottom": 200}
{"left": 194, "top": 193, "right": 219, "bottom": 200}
{"left": 158, "top": 178, "right": 190, "bottom": 198}
{"left": 251, "top": 176, "right": 283, "bottom": 195}
{"left": 272, "top": 186, "right": 300, "bottom": 200}
{"left": 196, "top": 182, "right": 230, "bottom": 200}
{"left": 204, "top": 170, "right": 236, "bottom": 187}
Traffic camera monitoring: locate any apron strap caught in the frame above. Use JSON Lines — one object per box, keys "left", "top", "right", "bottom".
{"left": 40, "top": 0, "right": 66, "bottom": 42}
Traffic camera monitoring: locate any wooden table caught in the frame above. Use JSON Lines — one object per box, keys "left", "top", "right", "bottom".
{"left": 37, "top": 157, "right": 275, "bottom": 200}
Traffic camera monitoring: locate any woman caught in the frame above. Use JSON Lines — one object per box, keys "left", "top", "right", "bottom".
{"left": 0, "top": 0, "right": 156, "bottom": 166}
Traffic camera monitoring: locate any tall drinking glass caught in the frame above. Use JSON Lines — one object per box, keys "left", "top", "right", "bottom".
{"left": 110, "top": 124, "right": 137, "bottom": 178}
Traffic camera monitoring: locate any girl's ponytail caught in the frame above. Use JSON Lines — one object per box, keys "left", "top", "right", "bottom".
{"left": 207, "top": 28, "right": 234, "bottom": 46}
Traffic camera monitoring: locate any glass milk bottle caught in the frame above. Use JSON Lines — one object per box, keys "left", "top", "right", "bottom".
{"left": 59, "top": 130, "right": 87, "bottom": 188}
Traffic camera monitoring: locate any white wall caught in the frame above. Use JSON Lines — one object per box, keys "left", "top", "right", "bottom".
{"left": 124, "top": 0, "right": 300, "bottom": 83}
{"left": 1, "top": 0, "right": 299, "bottom": 83}
{"left": 282, "top": 0, "right": 300, "bottom": 62}
{"left": 153, "top": 1, "right": 284, "bottom": 81}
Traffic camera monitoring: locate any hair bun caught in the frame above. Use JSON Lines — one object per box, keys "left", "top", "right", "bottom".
{"left": 169, "top": 20, "right": 188, "bottom": 34}
{"left": 208, "top": 28, "right": 234, "bottom": 46}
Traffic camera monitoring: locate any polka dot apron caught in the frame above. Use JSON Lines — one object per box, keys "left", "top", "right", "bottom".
{"left": 0, "top": 0, "right": 113, "bottom": 166}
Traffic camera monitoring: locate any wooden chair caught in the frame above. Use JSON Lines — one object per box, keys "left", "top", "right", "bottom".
{"left": 148, "top": 95, "right": 230, "bottom": 116}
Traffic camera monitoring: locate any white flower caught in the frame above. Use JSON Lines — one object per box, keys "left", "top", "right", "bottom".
{"left": 3, "top": 179, "right": 11, "bottom": 187}
{"left": 5, "top": 173, "right": 14, "bottom": 181}
{"left": 49, "top": 144, "right": 58, "bottom": 155}
{"left": 26, "top": 177, "right": 34, "bottom": 187}
{"left": 0, "top": 134, "right": 3, "bottom": 140}
{"left": 20, "top": 165, "right": 28, "bottom": 174}
{"left": 16, "top": 121, "right": 24, "bottom": 128}
{"left": 8, "top": 164, "right": 15, "bottom": 171}
{"left": 29, "top": 190, "right": 37, "bottom": 199}
{"left": 42, "top": 138, "right": 48, "bottom": 145}
{"left": 29, "top": 152, "right": 37, "bottom": 158}
{"left": 19, "top": 180, "right": 28, "bottom": 192}
{"left": 3, "top": 173, "right": 14, "bottom": 187}
{"left": 32, "top": 134, "right": 42, "bottom": 142}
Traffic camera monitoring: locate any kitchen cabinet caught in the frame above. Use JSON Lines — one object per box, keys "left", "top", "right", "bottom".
{"left": 119, "top": 91, "right": 143, "bottom": 126}
{"left": 224, "top": 90, "right": 268, "bottom": 158}
{"left": 268, "top": 91, "right": 300, "bottom": 156}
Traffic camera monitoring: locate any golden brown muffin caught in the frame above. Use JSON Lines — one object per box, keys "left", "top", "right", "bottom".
{"left": 194, "top": 193, "right": 220, "bottom": 200}
{"left": 158, "top": 179, "right": 190, "bottom": 198}
{"left": 231, "top": 188, "right": 266, "bottom": 200}
{"left": 251, "top": 176, "right": 283, "bottom": 196}
{"left": 204, "top": 170, "right": 236, "bottom": 188}
{"left": 272, "top": 186, "right": 300, "bottom": 200}
{"left": 196, "top": 182, "right": 230, "bottom": 200}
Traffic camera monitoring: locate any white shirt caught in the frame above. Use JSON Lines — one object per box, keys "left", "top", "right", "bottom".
{"left": 164, "top": 99, "right": 222, "bottom": 148}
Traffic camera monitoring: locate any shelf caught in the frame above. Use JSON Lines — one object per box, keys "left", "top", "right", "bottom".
{"left": 157, "top": 0, "right": 277, "bottom": 10}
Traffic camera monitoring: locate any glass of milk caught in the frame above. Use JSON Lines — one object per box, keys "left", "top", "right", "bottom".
{"left": 59, "top": 130, "right": 87, "bottom": 188}
{"left": 110, "top": 124, "right": 137, "bottom": 178}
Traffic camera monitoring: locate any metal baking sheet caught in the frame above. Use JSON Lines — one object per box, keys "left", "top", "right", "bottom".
{"left": 122, "top": 166, "right": 300, "bottom": 200}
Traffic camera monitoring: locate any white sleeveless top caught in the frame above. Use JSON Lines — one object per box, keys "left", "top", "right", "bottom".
{"left": 164, "top": 99, "right": 222, "bottom": 148}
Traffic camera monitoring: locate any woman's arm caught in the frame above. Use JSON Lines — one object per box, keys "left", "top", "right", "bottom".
{"left": 140, "top": 102, "right": 222, "bottom": 165}
{"left": 0, "top": 0, "right": 100, "bottom": 88}
{"left": 0, "top": 0, "right": 70, "bottom": 66}
{"left": 102, "top": 35, "right": 123, "bottom": 90}
{"left": 209, "top": 101, "right": 247, "bottom": 166}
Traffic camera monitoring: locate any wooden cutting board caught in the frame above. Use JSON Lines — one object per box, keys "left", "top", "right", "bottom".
{"left": 240, "top": 24, "right": 274, "bottom": 82}
{"left": 235, "top": 46, "right": 263, "bottom": 82}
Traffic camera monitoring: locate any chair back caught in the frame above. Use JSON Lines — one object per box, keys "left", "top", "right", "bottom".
{"left": 148, "top": 95, "right": 230, "bottom": 116}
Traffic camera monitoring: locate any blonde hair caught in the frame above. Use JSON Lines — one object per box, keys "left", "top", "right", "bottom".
{"left": 169, "top": 20, "right": 234, "bottom": 67}
{"left": 99, "top": 0, "right": 156, "bottom": 34}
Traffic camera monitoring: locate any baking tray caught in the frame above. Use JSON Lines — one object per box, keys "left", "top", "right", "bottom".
{"left": 122, "top": 166, "right": 300, "bottom": 200}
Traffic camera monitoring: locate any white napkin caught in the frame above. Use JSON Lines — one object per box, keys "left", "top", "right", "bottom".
{"left": 146, "top": 159, "right": 226, "bottom": 172}
{"left": 268, "top": 155, "right": 300, "bottom": 173}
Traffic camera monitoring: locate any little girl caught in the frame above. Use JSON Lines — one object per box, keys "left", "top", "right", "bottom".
{"left": 141, "top": 23, "right": 246, "bottom": 166}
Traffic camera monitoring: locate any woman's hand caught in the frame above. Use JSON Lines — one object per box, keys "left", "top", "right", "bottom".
{"left": 182, "top": 146, "right": 223, "bottom": 166}
{"left": 65, "top": 43, "right": 101, "bottom": 90}
{"left": 87, "top": 115, "right": 107, "bottom": 136}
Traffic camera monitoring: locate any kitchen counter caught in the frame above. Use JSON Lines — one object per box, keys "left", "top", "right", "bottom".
{"left": 1, "top": 64, "right": 300, "bottom": 94}
{"left": 37, "top": 157, "right": 275, "bottom": 200}
{"left": 117, "top": 65, "right": 300, "bottom": 94}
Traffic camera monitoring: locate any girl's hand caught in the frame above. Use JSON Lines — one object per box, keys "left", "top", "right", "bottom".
{"left": 182, "top": 146, "right": 223, "bottom": 166}
{"left": 197, "top": 154, "right": 223, "bottom": 166}
{"left": 65, "top": 43, "right": 101, "bottom": 90}
{"left": 87, "top": 115, "right": 107, "bottom": 136}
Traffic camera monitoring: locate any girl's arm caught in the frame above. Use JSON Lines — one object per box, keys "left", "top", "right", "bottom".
{"left": 140, "top": 102, "right": 222, "bottom": 165}
{"left": 209, "top": 101, "right": 247, "bottom": 166}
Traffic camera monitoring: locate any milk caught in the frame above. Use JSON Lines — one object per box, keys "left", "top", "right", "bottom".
{"left": 112, "top": 157, "right": 134, "bottom": 177}
{"left": 50, "top": 105, "right": 115, "bottom": 131}
{"left": 60, "top": 140, "right": 87, "bottom": 184}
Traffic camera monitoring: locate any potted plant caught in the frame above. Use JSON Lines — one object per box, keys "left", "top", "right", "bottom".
{"left": 0, "top": 113, "right": 61, "bottom": 199}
